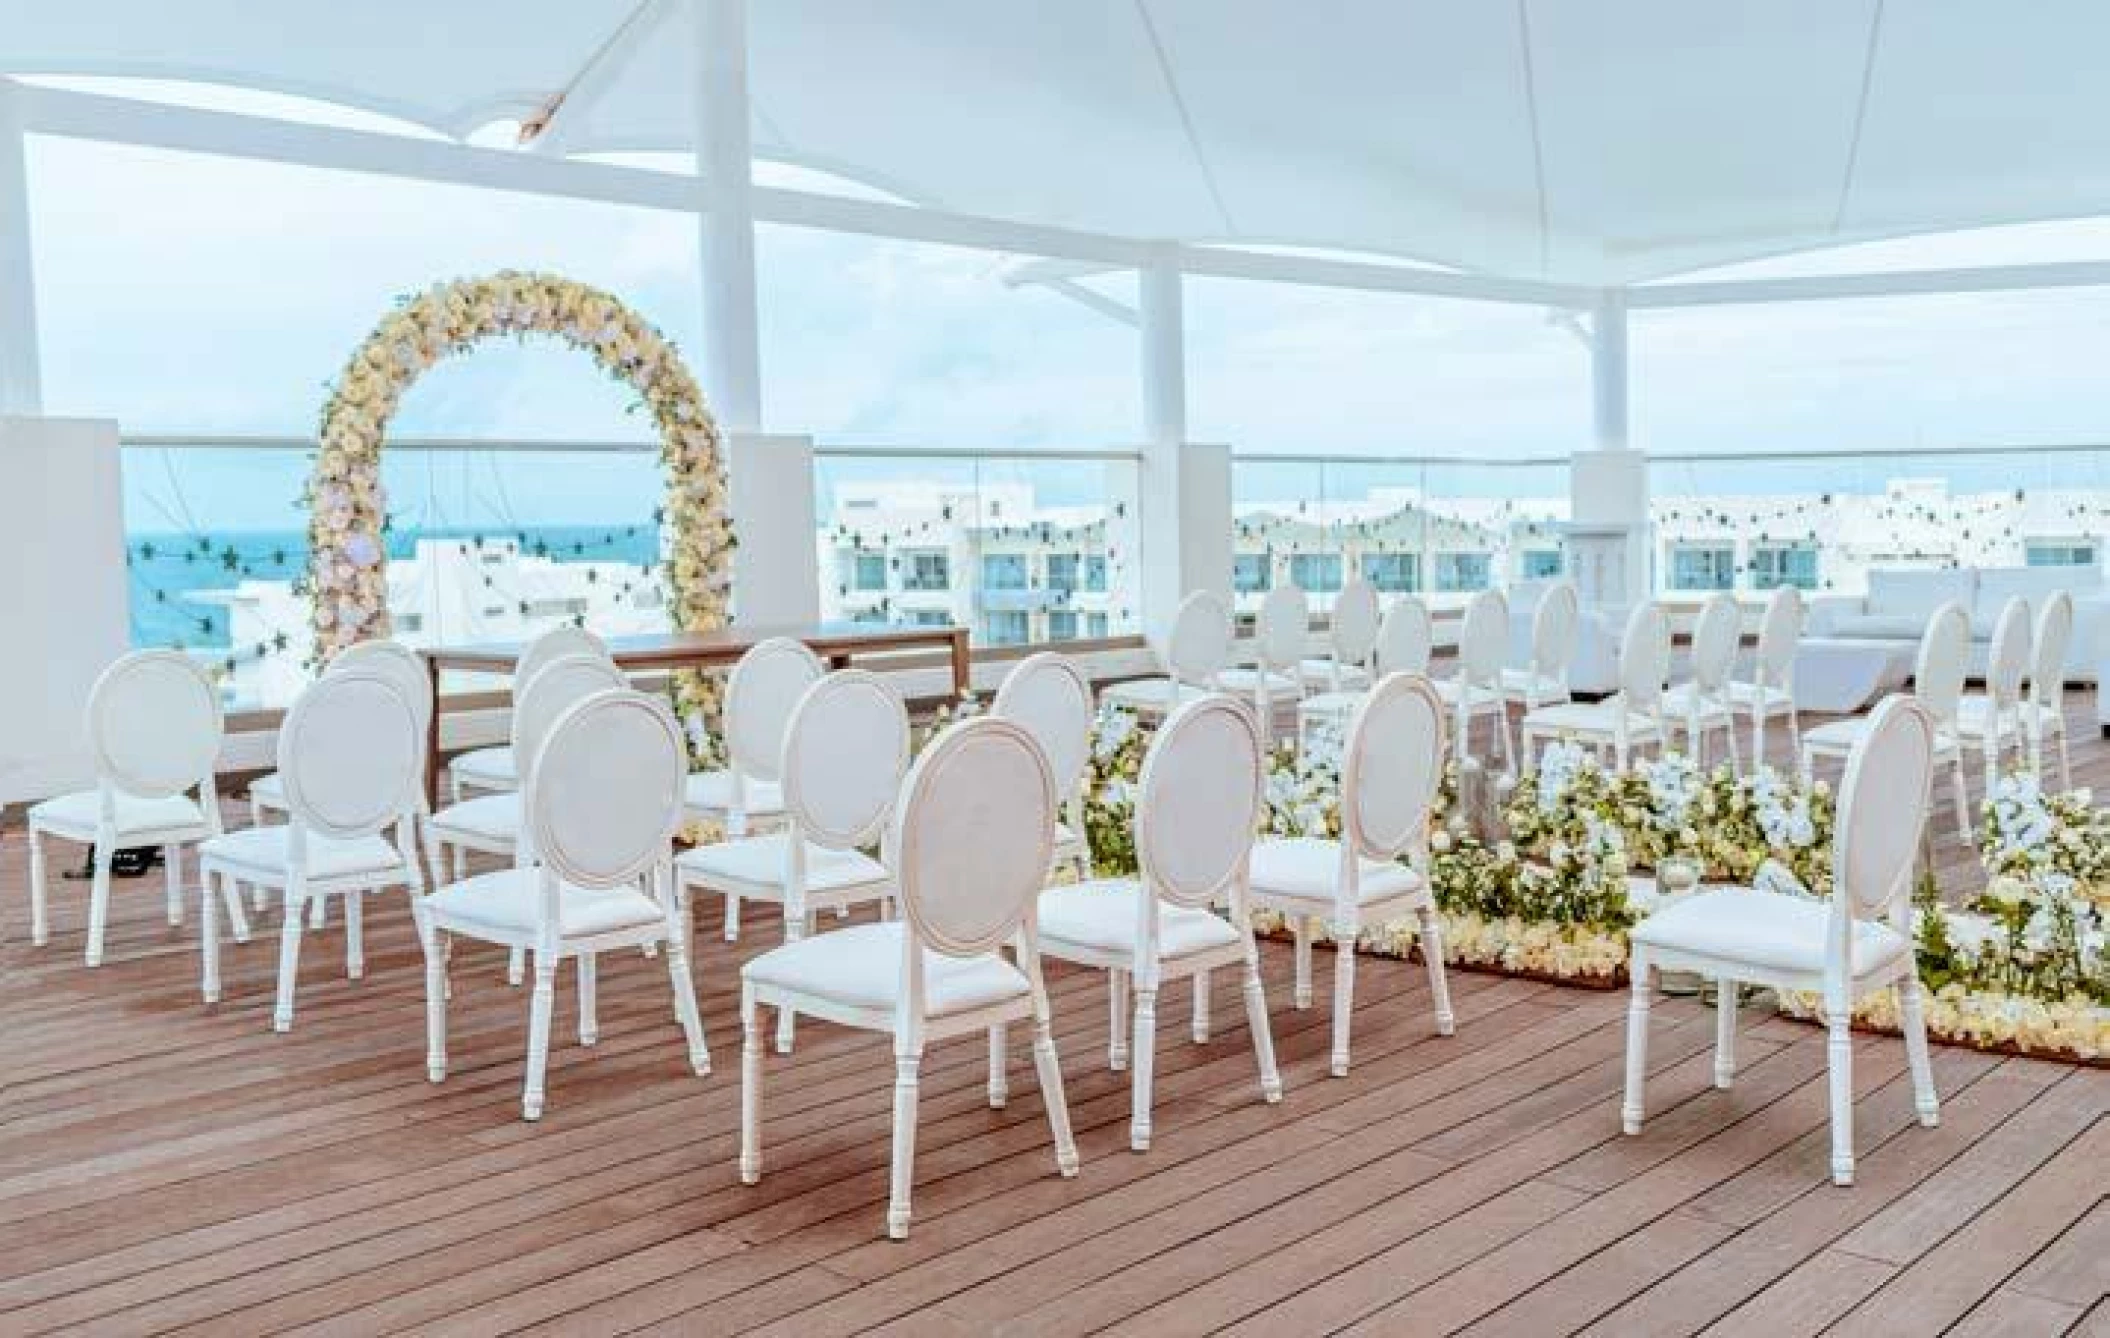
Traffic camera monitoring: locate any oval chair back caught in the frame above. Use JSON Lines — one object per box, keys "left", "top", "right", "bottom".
{"left": 1375, "top": 598, "right": 1433, "bottom": 678}
{"left": 1911, "top": 602, "right": 1971, "bottom": 727}
{"left": 891, "top": 716, "right": 1057, "bottom": 959}
{"left": 1757, "top": 585, "right": 1804, "bottom": 688}
{"left": 993, "top": 652, "right": 1093, "bottom": 805}
{"left": 525, "top": 691, "right": 686, "bottom": 904}
{"left": 782, "top": 670, "right": 910, "bottom": 853}
{"left": 328, "top": 640, "right": 432, "bottom": 766}
{"left": 1137, "top": 695, "right": 1263, "bottom": 912}
{"left": 2030, "top": 591, "right": 2074, "bottom": 708}
{"left": 512, "top": 654, "right": 630, "bottom": 777}
{"left": 1164, "top": 590, "right": 1234, "bottom": 691}
{"left": 1985, "top": 596, "right": 2032, "bottom": 711}
{"left": 726, "top": 638, "right": 827, "bottom": 785}
{"left": 515, "top": 624, "right": 610, "bottom": 694}
{"left": 87, "top": 650, "right": 224, "bottom": 801}
{"left": 1255, "top": 584, "right": 1309, "bottom": 677}
{"left": 1343, "top": 674, "right": 1447, "bottom": 865}
{"left": 1330, "top": 578, "right": 1382, "bottom": 680}
{"left": 1619, "top": 602, "right": 1671, "bottom": 715}
{"left": 1832, "top": 696, "right": 1936, "bottom": 951}
{"left": 276, "top": 669, "right": 421, "bottom": 842}
{"left": 1690, "top": 593, "right": 1742, "bottom": 692}
{"left": 1529, "top": 581, "right": 1581, "bottom": 681}
{"left": 1458, "top": 588, "right": 1508, "bottom": 688}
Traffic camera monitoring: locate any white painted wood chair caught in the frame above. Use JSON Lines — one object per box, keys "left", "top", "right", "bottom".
{"left": 1956, "top": 595, "right": 2032, "bottom": 801}
{"left": 197, "top": 668, "right": 425, "bottom": 1026}
{"left": 1101, "top": 590, "right": 1232, "bottom": 718}
{"left": 678, "top": 668, "right": 908, "bottom": 1052}
{"left": 992, "top": 651, "right": 1096, "bottom": 880}
{"left": 1521, "top": 601, "right": 1671, "bottom": 771}
{"left": 419, "top": 688, "right": 709, "bottom": 1121}
{"left": 1250, "top": 672, "right": 1454, "bottom": 1076}
{"left": 739, "top": 715, "right": 1079, "bottom": 1240}
{"left": 1035, "top": 694, "right": 1281, "bottom": 1150}
{"left": 1624, "top": 694, "right": 1941, "bottom": 1187}
{"left": 1728, "top": 585, "right": 1804, "bottom": 769}
{"left": 446, "top": 624, "right": 608, "bottom": 801}
{"left": 1297, "top": 575, "right": 1380, "bottom": 693}
{"left": 1803, "top": 600, "right": 1973, "bottom": 844}
{"left": 1500, "top": 579, "right": 1579, "bottom": 711}
{"left": 425, "top": 653, "right": 629, "bottom": 984}
{"left": 27, "top": 650, "right": 225, "bottom": 965}
{"left": 686, "top": 638, "right": 825, "bottom": 938}
{"left": 249, "top": 639, "right": 427, "bottom": 826}
{"left": 1217, "top": 583, "right": 1309, "bottom": 747}
{"left": 1434, "top": 587, "right": 1515, "bottom": 774}
{"left": 2022, "top": 590, "right": 2075, "bottom": 790}
{"left": 1663, "top": 591, "right": 1744, "bottom": 773}
{"left": 1298, "top": 595, "right": 1431, "bottom": 752}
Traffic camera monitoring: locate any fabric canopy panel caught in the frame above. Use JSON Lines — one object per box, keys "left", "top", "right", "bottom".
{"left": 12, "top": 0, "right": 2110, "bottom": 284}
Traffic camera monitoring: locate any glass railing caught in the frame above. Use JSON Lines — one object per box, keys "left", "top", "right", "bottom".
{"left": 1229, "top": 454, "right": 1571, "bottom": 615}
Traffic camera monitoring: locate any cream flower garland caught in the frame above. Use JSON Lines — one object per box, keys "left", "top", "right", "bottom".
{"left": 307, "top": 272, "right": 734, "bottom": 738}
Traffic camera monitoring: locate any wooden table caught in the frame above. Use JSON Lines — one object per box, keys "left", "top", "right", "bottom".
{"left": 418, "top": 622, "right": 972, "bottom": 805}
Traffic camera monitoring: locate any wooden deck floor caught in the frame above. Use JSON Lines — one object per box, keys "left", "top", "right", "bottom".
{"left": 2, "top": 702, "right": 2105, "bottom": 1335}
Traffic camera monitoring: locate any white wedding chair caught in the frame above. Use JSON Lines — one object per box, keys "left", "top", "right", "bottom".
{"left": 418, "top": 688, "right": 709, "bottom": 1121}
{"left": 678, "top": 669, "right": 908, "bottom": 1052}
{"left": 739, "top": 715, "right": 1079, "bottom": 1239}
{"left": 2022, "top": 591, "right": 2075, "bottom": 789}
{"left": 1663, "top": 591, "right": 1743, "bottom": 773}
{"left": 1624, "top": 695, "right": 1941, "bottom": 1187}
{"left": 1803, "top": 601, "right": 1973, "bottom": 843}
{"left": 1216, "top": 583, "right": 1309, "bottom": 746}
{"left": 1728, "top": 585, "right": 1804, "bottom": 769}
{"left": 28, "top": 650, "right": 225, "bottom": 966}
{"left": 1501, "top": 580, "right": 1579, "bottom": 711}
{"left": 1250, "top": 672, "right": 1454, "bottom": 1076}
{"left": 1298, "top": 595, "right": 1432, "bottom": 752}
{"left": 425, "top": 653, "right": 629, "bottom": 984}
{"left": 685, "top": 638, "right": 825, "bottom": 933}
{"left": 249, "top": 639, "right": 428, "bottom": 826}
{"left": 197, "top": 669, "right": 425, "bottom": 1027}
{"left": 1036, "top": 694, "right": 1281, "bottom": 1150}
{"left": 1521, "top": 602, "right": 1671, "bottom": 771}
{"left": 447, "top": 624, "right": 608, "bottom": 801}
{"left": 1955, "top": 595, "right": 2031, "bottom": 800}
{"left": 1101, "top": 590, "right": 1232, "bottom": 717}
{"left": 1298, "top": 576, "right": 1380, "bottom": 693}
{"left": 1434, "top": 588, "right": 1514, "bottom": 774}
{"left": 992, "top": 651, "right": 1096, "bottom": 880}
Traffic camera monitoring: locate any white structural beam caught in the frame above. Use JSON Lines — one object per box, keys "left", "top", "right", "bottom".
{"left": 1141, "top": 262, "right": 1186, "bottom": 446}
{"left": 1591, "top": 289, "right": 1628, "bottom": 451}
{"left": 1136, "top": 259, "right": 1231, "bottom": 645}
{"left": 1628, "top": 259, "right": 2110, "bottom": 308}
{"left": 695, "top": 0, "right": 761, "bottom": 435}
{"left": 524, "top": 0, "right": 676, "bottom": 156}
{"left": 0, "top": 79, "right": 43, "bottom": 414}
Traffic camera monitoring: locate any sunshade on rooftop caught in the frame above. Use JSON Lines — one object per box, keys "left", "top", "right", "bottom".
{"left": 9, "top": 0, "right": 2110, "bottom": 284}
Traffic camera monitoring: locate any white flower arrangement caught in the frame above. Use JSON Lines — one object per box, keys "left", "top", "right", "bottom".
{"left": 309, "top": 272, "right": 733, "bottom": 743}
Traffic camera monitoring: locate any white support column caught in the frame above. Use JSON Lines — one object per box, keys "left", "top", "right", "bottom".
{"left": 1570, "top": 289, "right": 1649, "bottom": 605}
{"left": 1136, "top": 257, "right": 1230, "bottom": 647}
{"left": 0, "top": 78, "right": 43, "bottom": 415}
{"left": 1591, "top": 289, "right": 1628, "bottom": 453}
{"left": 693, "top": 0, "right": 815, "bottom": 622}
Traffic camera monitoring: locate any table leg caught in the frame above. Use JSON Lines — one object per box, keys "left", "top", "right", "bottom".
{"left": 949, "top": 630, "right": 971, "bottom": 699}
{"left": 425, "top": 656, "right": 443, "bottom": 810}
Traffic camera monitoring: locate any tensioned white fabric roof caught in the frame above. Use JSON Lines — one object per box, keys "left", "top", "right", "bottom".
{"left": 10, "top": 0, "right": 2110, "bottom": 284}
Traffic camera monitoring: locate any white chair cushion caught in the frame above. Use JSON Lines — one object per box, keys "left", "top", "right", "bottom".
{"left": 1248, "top": 837, "right": 1424, "bottom": 904}
{"left": 676, "top": 832, "right": 887, "bottom": 893}
{"left": 1433, "top": 677, "right": 1498, "bottom": 705}
{"left": 1500, "top": 668, "right": 1567, "bottom": 699}
{"left": 1868, "top": 569, "right": 1976, "bottom": 622}
{"left": 427, "top": 793, "right": 520, "bottom": 843}
{"left": 742, "top": 922, "right": 1030, "bottom": 1018}
{"left": 1036, "top": 879, "right": 1241, "bottom": 961}
{"left": 450, "top": 745, "right": 517, "bottom": 790}
{"left": 1662, "top": 682, "right": 1732, "bottom": 721}
{"left": 1725, "top": 681, "right": 1793, "bottom": 712}
{"left": 1298, "top": 689, "right": 1364, "bottom": 718}
{"left": 1807, "top": 715, "right": 1958, "bottom": 758}
{"left": 1101, "top": 679, "right": 1210, "bottom": 712}
{"left": 1298, "top": 658, "right": 1370, "bottom": 690}
{"left": 1630, "top": 887, "right": 1911, "bottom": 979}
{"left": 425, "top": 867, "right": 664, "bottom": 940}
{"left": 683, "top": 769, "right": 786, "bottom": 818}
{"left": 1215, "top": 668, "right": 1303, "bottom": 700}
{"left": 249, "top": 771, "right": 287, "bottom": 809}
{"left": 1954, "top": 695, "right": 2022, "bottom": 741}
{"left": 199, "top": 826, "right": 406, "bottom": 880}
{"left": 30, "top": 789, "right": 209, "bottom": 842}
{"left": 1523, "top": 701, "right": 1661, "bottom": 738}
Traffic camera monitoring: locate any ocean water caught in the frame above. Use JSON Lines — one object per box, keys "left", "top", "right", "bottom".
{"left": 127, "top": 524, "right": 663, "bottom": 649}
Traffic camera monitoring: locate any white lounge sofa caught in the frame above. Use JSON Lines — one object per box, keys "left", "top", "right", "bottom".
{"left": 1806, "top": 567, "right": 2106, "bottom": 684}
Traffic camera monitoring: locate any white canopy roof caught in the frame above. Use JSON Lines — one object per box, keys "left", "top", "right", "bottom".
{"left": 10, "top": 0, "right": 2110, "bottom": 284}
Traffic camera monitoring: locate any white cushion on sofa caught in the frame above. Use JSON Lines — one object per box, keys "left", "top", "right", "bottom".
{"left": 1974, "top": 566, "right": 2102, "bottom": 636}
{"left": 1827, "top": 613, "right": 1927, "bottom": 641}
{"left": 1867, "top": 569, "right": 1975, "bottom": 622}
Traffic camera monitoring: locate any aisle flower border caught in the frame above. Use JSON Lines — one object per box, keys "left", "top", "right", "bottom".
{"left": 307, "top": 271, "right": 734, "bottom": 740}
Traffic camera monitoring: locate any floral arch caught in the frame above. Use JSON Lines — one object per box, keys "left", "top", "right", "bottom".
{"left": 307, "top": 270, "right": 733, "bottom": 727}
